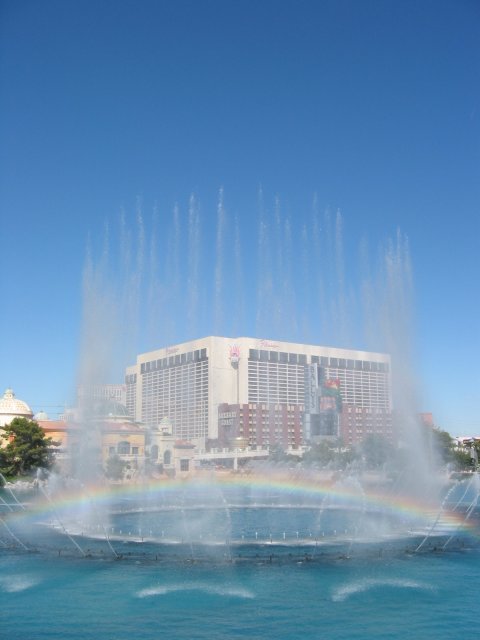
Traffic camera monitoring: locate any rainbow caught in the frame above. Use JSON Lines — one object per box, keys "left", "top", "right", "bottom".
{"left": 2, "top": 471, "right": 478, "bottom": 539}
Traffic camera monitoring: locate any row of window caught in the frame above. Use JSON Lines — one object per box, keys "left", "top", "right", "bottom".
{"left": 248, "top": 349, "right": 389, "bottom": 372}
{"left": 248, "top": 360, "right": 305, "bottom": 405}
{"left": 141, "top": 362, "right": 209, "bottom": 436}
{"left": 125, "top": 386, "right": 136, "bottom": 419}
{"left": 143, "top": 387, "right": 208, "bottom": 395}
{"left": 109, "top": 442, "right": 140, "bottom": 456}
{"left": 249, "top": 365, "right": 388, "bottom": 392}
{"left": 143, "top": 401, "right": 208, "bottom": 435}
{"left": 143, "top": 390, "right": 208, "bottom": 400}
{"left": 143, "top": 406, "right": 207, "bottom": 417}
{"left": 249, "top": 349, "right": 307, "bottom": 364}
{"left": 327, "top": 372, "right": 390, "bottom": 383}
{"left": 345, "top": 406, "right": 391, "bottom": 414}
{"left": 248, "top": 373, "right": 305, "bottom": 381}
{"left": 316, "top": 357, "right": 388, "bottom": 372}
{"left": 140, "top": 349, "right": 208, "bottom": 374}
{"left": 249, "top": 391, "right": 305, "bottom": 402}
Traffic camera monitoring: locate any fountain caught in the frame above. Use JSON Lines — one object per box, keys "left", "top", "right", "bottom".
{"left": 2, "top": 193, "right": 479, "bottom": 639}
{"left": 1, "top": 466, "right": 478, "bottom": 564}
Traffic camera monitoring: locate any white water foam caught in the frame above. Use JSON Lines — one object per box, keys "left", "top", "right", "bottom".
{"left": 136, "top": 582, "right": 254, "bottom": 600}
{"left": 332, "top": 578, "right": 435, "bottom": 602}
{"left": 0, "top": 575, "right": 41, "bottom": 593}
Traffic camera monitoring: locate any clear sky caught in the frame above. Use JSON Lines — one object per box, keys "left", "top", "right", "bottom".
{"left": 1, "top": 0, "right": 479, "bottom": 435}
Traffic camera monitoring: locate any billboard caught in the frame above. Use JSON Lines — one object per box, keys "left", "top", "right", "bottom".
{"left": 304, "top": 363, "right": 319, "bottom": 414}
{"left": 309, "top": 412, "right": 338, "bottom": 437}
{"left": 303, "top": 367, "right": 342, "bottom": 440}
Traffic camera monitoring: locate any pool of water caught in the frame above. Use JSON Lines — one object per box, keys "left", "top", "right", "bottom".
{"left": 2, "top": 477, "right": 479, "bottom": 638}
{"left": 1, "top": 546, "right": 479, "bottom": 639}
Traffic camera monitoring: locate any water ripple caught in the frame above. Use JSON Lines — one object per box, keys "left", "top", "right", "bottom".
{"left": 0, "top": 575, "right": 41, "bottom": 593}
{"left": 136, "top": 583, "right": 254, "bottom": 600}
{"left": 332, "top": 578, "right": 435, "bottom": 602}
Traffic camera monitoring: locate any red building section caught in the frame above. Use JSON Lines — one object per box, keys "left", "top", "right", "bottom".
{"left": 339, "top": 406, "right": 393, "bottom": 446}
{"left": 217, "top": 403, "right": 303, "bottom": 450}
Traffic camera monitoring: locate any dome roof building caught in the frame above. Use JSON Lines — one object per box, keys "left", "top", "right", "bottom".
{"left": 0, "top": 388, "right": 34, "bottom": 427}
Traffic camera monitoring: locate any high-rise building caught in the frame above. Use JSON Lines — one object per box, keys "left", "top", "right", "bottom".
{"left": 77, "top": 384, "right": 127, "bottom": 406}
{"left": 125, "top": 336, "right": 392, "bottom": 449}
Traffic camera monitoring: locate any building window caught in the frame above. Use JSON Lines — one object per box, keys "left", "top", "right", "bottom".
{"left": 180, "top": 459, "right": 189, "bottom": 472}
{"left": 132, "top": 447, "right": 139, "bottom": 455}
{"left": 164, "top": 450, "right": 172, "bottom": 465}
{"left": 117, "top": 441, "right": 130, "bottom": 455}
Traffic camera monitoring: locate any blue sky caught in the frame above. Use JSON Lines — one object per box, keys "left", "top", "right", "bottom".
{"left": 1, "top": 0, "right": 479, "bottom": 434}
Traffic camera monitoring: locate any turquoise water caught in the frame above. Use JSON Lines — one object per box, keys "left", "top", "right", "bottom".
{"left": 2, "top": 548, "right": 479, "bottom": 639}
{"left": 2, "top": 479, "right": 479, "bottom": 638}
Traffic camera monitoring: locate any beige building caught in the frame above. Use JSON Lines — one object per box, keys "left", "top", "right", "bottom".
{"left": 0, "top": 388, "right": 34, "bottom": 430}
{"left": 125, "top": 336, "right": 392, "bottom": 448}
{"left": 36, "top": 418, "right": 72, "bottom": 455}
{"left": 0, "top": 388, "right": 34, "bottom": 447}
{"left": 148, "top": 417, "right": 196, "bottom": 476}
{"left": 37, "top": 403, "right": 147, "bottom": 478}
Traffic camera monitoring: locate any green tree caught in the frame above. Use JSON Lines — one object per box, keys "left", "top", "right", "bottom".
{"left": 302, "top": 441, "right": 336, "bottom": 467}
{"left": 451, "top": 448, "right": 474, "bottom": 471}
{"left": 361, "top": 434, "right": 392, "bottom": 469}
{"left": 0, "top": 447, "right": 7, "bottom": 482}
{"left": 430, "top": 428, "right": 454, "bottom": 464}
{"left": 0, "top": 418, "right": 53, "bottom": 478}
{"left": 335, "top": 446, "right": 357, "bottom": 470}
{"left": 105, "top": 454, "right": 128, "bottom": 480}
{"left": 268, "top": 443, "right": 299, "bottom": 466}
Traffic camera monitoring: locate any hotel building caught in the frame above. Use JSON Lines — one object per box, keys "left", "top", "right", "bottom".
{"left": 125, "top": 336, "right": 392, "bottom": 449}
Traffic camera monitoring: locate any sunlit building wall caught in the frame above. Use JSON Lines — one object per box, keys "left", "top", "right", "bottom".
{"left": 125, "top": 337, "right": 392, "bottom": 448}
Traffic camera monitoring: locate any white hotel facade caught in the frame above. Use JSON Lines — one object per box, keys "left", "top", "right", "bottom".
{"left": 125, "top": 336, "right": 392, "bottom": 449}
